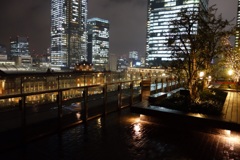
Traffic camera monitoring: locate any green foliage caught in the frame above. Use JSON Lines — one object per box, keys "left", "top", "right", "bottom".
{"left": 167, "top": 5, "right": 235, "bottom": 99}
{"left": 157, "top": 89, "right": 227, "bottom": 116}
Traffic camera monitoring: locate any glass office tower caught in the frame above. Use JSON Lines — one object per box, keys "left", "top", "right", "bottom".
{"left": 51, "top": 0, "right": 88, "bottom": 69}
{"left": 10, "top": 36, "right": 30, "bottom": 56}
{"left": 146, "top": 0, "right": 208, "bottom": 67}
{"left": 235, "top": 0, "right": 240, "bottom": 48}
{"left": 87, "top": 18, "right": 110, "bottom": 71}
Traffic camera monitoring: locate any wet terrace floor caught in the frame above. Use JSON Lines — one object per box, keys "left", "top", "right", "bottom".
{"left": 1, "top": 108, "right": 240, "bottom": 160}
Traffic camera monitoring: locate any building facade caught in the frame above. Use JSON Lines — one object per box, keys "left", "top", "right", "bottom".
{"left": 0, "top": 71, "right": 127, "bottom": 106}
{"left": 50, "top": 0, "right": 88, "bottom": 69}
{"left": 10, "top": 36, "right": 30, "bottom": 57}
{"left": 9, "top": 36, "right": 32, "bottom": 66}
{"left": 129, "top": 51, "right": 139, "bottom": 60}
{"left": 108, "top": 53, "right": 117, "bottom": 71}
{"left": 146, "top": 0, "right": 208, "bottom": 67}
{"left": 117, "top": 58, "right": 129, "bottom": 72}
{"left": 0, "top": 44, "right": 7, "bottom": 55}
{"left": 87, "top": 18, "right": 110, "bottom": 71}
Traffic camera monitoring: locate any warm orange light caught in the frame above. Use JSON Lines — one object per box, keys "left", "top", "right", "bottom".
{"left": 199, "top": 71, "right": 204, "bottom": 78}
{"left": 134, "top": 123, "right": 141, "bottom": 132}
{"left": 228, "top": 69, "right": 233, "bottom": 76}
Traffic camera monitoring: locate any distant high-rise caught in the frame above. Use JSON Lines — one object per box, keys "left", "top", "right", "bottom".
{"left": 10, "top": 36, "right": 30, "bottom": 56}
{"left": 108, "top": 53, "right": 117, "bottom": 71}
{"left": 50, "top": 0, "right": 88, "bottom": 69}
{"left": 129, "top": 51, "right": 138, "bottom": 60}
{"left": 0, "top": 44, "right": 7, "bottom": 61}
{"left": 235, "top": 0, "right": 240, "bottom": 47}
{"left": 87, "top": 18, "right": 110, "bottom": 71}
{"left": 0, "top": 44, "right": 7, "bottom": 55}
{"left": 146, "top": 0, "right": 208, "bottom": 67}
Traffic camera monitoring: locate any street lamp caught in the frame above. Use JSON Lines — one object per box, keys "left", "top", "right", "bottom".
{"left": 228, "top": 69, "right": 233, "bottom": 82}
{"left": 198, "top": 71, "right": 205, "bottom": 91}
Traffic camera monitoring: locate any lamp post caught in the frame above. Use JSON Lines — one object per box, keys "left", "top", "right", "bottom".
{"left": 228, "top": 69, "right": 233, "bottom": 88}
{"left": 199, "top": 71, "right": 204, "bottom": 80}
{"left": 228, "top": 69, "right": 233, "bottom": 81}
{"left": 198, "top": 71, "right": 205, "bottom": 91}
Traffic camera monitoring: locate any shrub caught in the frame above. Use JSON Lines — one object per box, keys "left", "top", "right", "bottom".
{"left": 156, "top": 89, "right": 227, "bottom": 116}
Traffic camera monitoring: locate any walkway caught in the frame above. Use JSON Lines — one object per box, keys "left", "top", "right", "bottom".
{"left": 1, "top": 108, "right": 240, "bottom": 160}
{"left": 0, "top": 89, "right": 240, "bottom": 159}
{"left": 222, "top": 91, "right": 240, "bottom": 124}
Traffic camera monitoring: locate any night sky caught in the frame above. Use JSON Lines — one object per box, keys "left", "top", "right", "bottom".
{"left": 0, "top": 0, "right": 237, "bottom": 57}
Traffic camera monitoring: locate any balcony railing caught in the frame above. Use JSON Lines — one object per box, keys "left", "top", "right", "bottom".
{"left": 0, "top": 74, "right": 184, "bottom": 150}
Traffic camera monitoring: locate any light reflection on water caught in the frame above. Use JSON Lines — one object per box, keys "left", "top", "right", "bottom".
{"left": 133, "top": 123, "right": 142, "bottom": 139}
{"left": 97, "top": 117, "right": 102, "bottom": 129}
{"left": 75, "top": 112, "right": 81, "bottom": 120}
{"left": 126, "top": 113, "right": 240, "bottom": 159}
{"left": 3, "top": 108, "right": 240, "bottom": 160}
{"left": 217, "top": 130, "right": 240, "bottom": 159}
{"left": 220, "top": 130, "right": 240, "bottom": 144}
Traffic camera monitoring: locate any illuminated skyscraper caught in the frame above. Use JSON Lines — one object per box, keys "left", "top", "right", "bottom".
{"left": 235, "top": 0, "right": 240, "bottom": 47}
{"left": 129, "top": 51, "right": 139, "bottom": 60}
{"left": 87, "top": 18, "right": 110, "bottom": 71}
{"left": 146, "top": 0, "right": 208, "bottom": 67}
{"left": 51, "top": 0, "right": 88, "bottom": 69}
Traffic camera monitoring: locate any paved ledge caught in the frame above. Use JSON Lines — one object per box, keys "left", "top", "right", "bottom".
{"left": 131, "top": 94, "right": 240, "bottom": 132}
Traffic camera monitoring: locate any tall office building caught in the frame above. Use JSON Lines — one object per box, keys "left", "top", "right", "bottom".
{"left": 146, "top": 0, "right": 208, "bottom": 67}
{"left": 0, "top": 44, "right": 7, "bottom": 61}
{"left": 10, "top": 36, "right": 30, "bottom": 56}
{"left": 235, "top": 0, "right": 240, "bottom": 48}
{"left": 0, "top": 44, "right": 7, "bottom": 55}
{"left": 9, "top": 36, "right": 32, "bottom": 66}
{"left": 51, "top": 0, "right": 88, "bottom": 69}
{"left": 129, "top": 51, "right": 139, "bottom": 60}
{"left": 87, "top": 18, "right": 110, "bottom": 71}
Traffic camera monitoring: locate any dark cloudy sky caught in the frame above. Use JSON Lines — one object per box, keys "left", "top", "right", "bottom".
{"left": 0, "top": 0, "right": 237, "bottom": 57}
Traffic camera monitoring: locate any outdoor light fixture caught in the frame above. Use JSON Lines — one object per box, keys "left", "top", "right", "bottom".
{"left": 208, "top": 76, "right": 212, "bottom": 82}
{"left": 199, "top": 71, "right": 204, "bottom": 79}
{"left": 228, "top": 69, "right": 233, "bottom": 76}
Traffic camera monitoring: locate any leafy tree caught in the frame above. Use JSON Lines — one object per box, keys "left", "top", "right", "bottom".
{"left": 167, "top": 5, "right": 235, "bottom": 100}
{"left": 223, "top": 46, "right": 240, "bottom": 82}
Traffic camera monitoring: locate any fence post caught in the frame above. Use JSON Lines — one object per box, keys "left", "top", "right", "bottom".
{"left": 103, "top": 84, "right": 107, "bottom": 116}
{"left": 130, "top": 81, "right": 134, "bottom": 107}
{"left": 155, "top": 78, "right": 158, "bottom": 93}
{"left": 161, "top": 78, "right": 164, "bottom": 92}
{"left": 141, "top": 79, "right": 151, "bottom": 101}
{"left": 57, "top": 91, "right": 62, "bottom": 129}
{"left": 165, "top": 78, "right": 169, "bottom": 92}
{"left": 118, "top": 83, "right": 122, "bottom": 110}
{"left": 82, "top": 87, "right": 88, "bottom": 123}
{"left": 20, "top": 96, "right": 26, "bottom": 125}
{"left": 19, "top": 96, "right": 26, "bottom": 141}
{"left": 170, "top": 78, "right": 173, "bottom": 91}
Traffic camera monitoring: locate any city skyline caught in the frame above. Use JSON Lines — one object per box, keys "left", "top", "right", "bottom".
{"left": 0, "top": 0, "right": 237, "bottom": 58}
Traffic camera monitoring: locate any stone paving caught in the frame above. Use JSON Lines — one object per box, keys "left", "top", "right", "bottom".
{"left": 1, "top": 108, "right": 240, "bottom": 160}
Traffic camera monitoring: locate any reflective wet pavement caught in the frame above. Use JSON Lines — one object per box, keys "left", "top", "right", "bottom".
{"left": 1, "top": 108, "right": 240, "bottom": 160}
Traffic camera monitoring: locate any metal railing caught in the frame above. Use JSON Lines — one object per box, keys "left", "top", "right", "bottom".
{"left": 0, "top": 77, "right": 184, "bottom": 150}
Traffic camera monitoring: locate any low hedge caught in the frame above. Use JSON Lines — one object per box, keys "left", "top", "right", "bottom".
{"left": 156, "top": 89, "right": 227, "bottom": 116}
